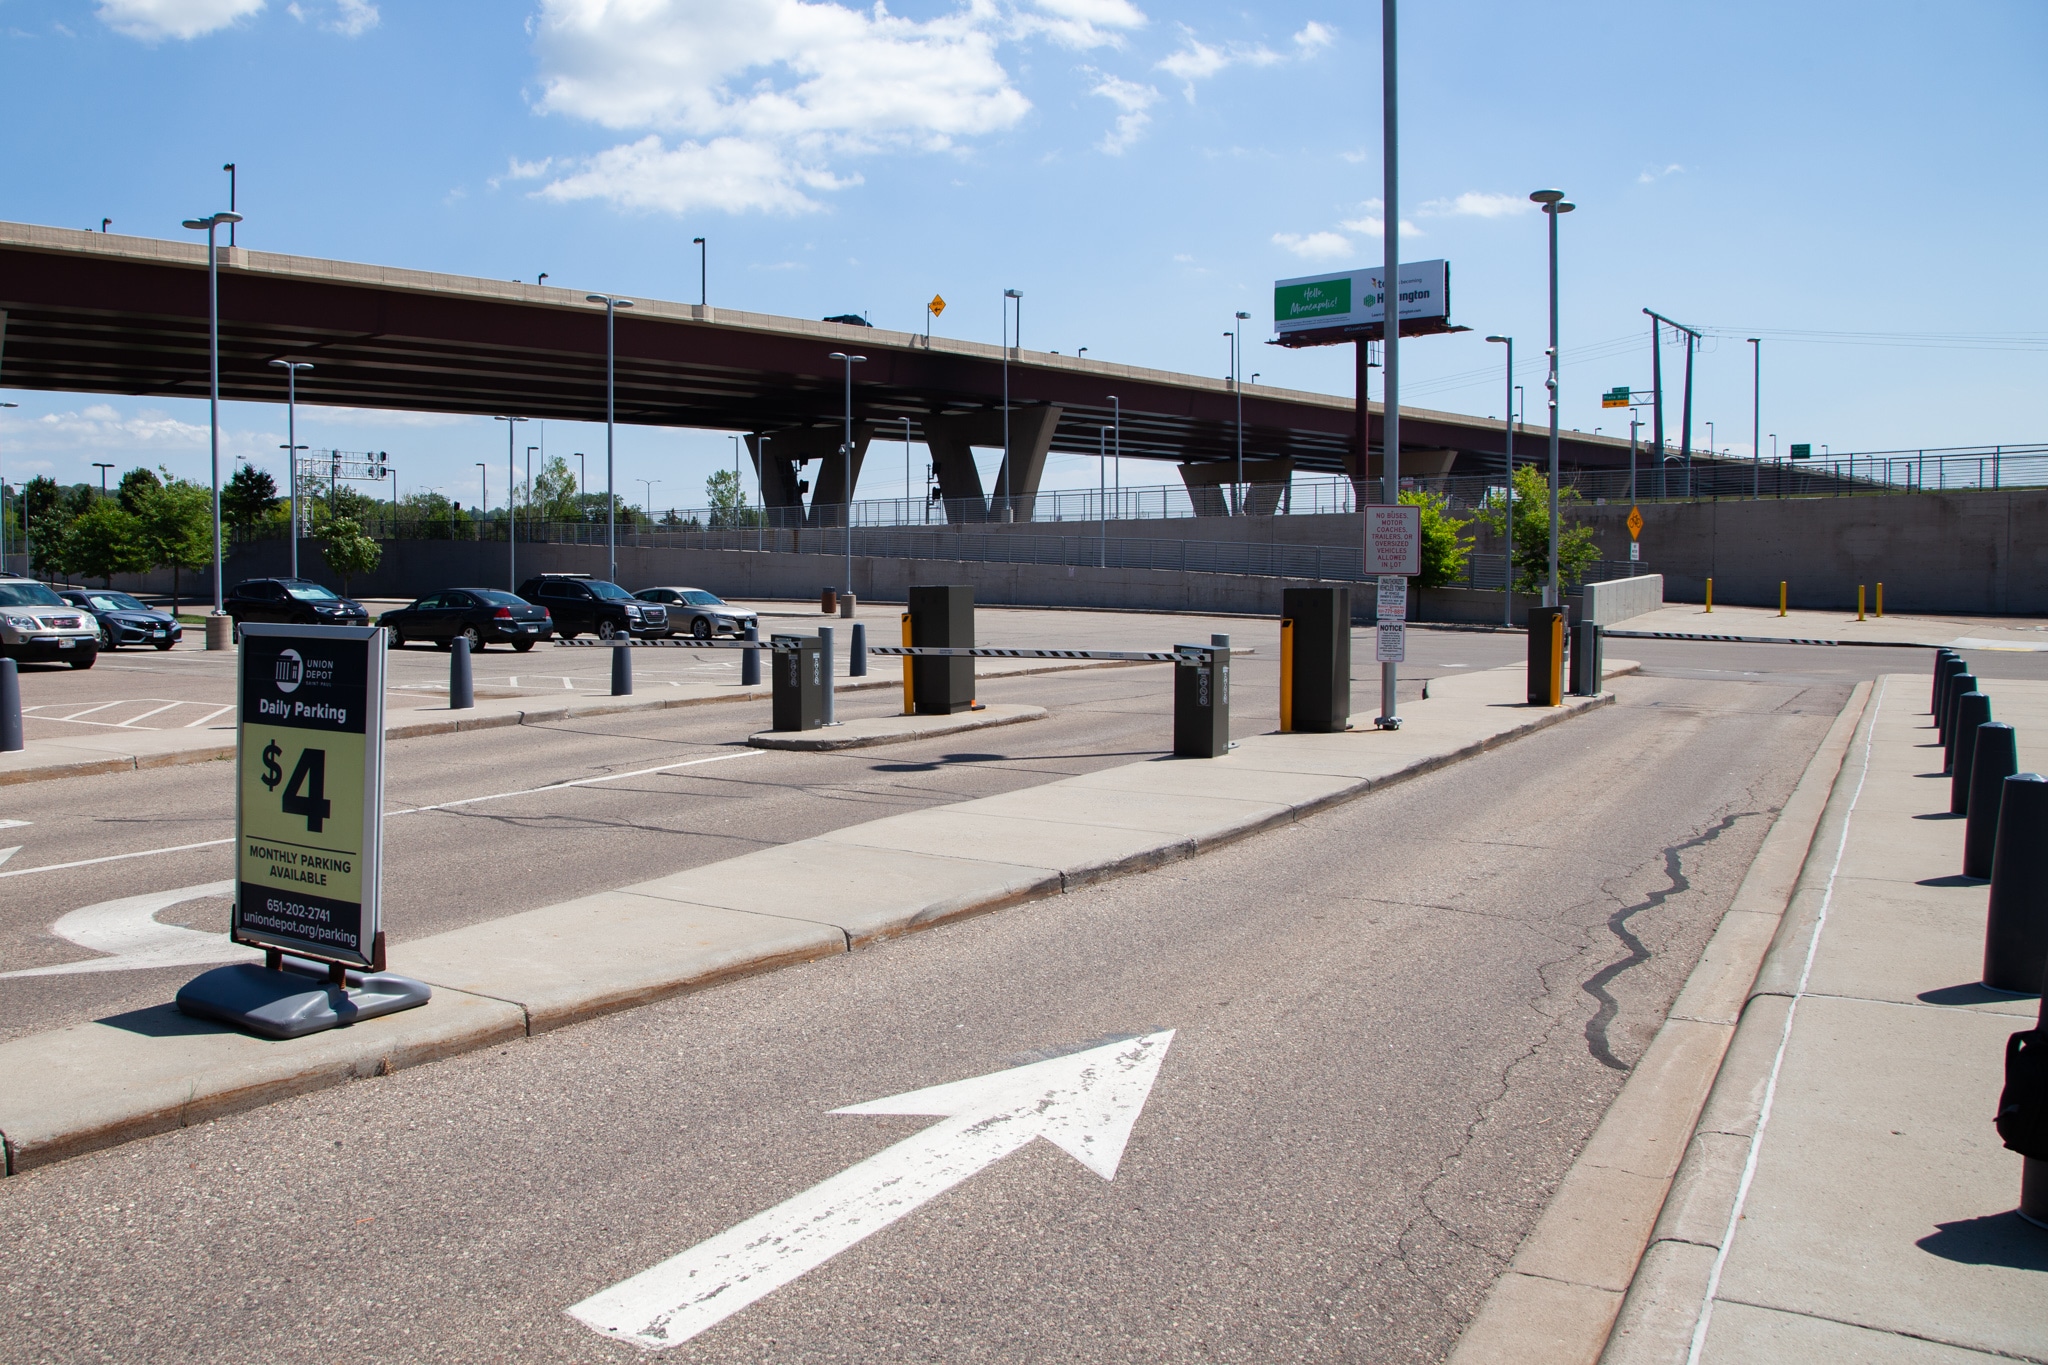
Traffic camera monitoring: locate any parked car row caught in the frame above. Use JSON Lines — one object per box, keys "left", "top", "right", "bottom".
{"left": 1, "top": 571, "right": 759, "bottom": 668}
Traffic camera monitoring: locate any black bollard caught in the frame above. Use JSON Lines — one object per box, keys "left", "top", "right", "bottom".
{"left": 1932, "top": 650, "right": 1959, "bottom": 715}
{"left": 1943, "top": 673, "right": 1978, "bottom": 772}
{"left": 1936, "top": 656, "right": 1967, "bottom": 738}
{"left": 449, "top": 635, "right": 474, "bottom": 710}
{"left": 1984, "top": 772, "right": 2048, "bottom": 992}
{"left": 0, "top": 657, "right": 21, "bottom": 752}
{"left": 1965, "top": 722, "right": 2019, "bottom": 878}
{"left": 741, "top": 621, "right": 761, "bottom": 687}
{"left": 850, "top": 621, "right": 867, "bottom": 677}
{"left": 611, "top": 639, "right": 633, "bottom": 696}
{"left": 1951, "top": 692, "right": 1992, "bottom": 815}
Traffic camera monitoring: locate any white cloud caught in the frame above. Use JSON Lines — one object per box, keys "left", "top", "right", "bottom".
{"left": 1339, "top": 201, "right": 1421, "bottom": 238}
{"left": 21, "top": 404, "right": 209, "bottom": 453}
{"left": 1292, "top": 20, "right": 1333, "bottom": 52}
{"left": 1639, "top": 162, "right": 1684, "bottom": 183}
{"left": 329, "top": 0, "right": 377, "bottom": 36}
{"left": 1418, "top": 191, "right": 1532, "bottom": 219}
{"left": 1272, "top": 231, "right": 1352, "bottom": 262}
{"left": 532, "top": 0, "right": 1032, "bottom": 215}
{"left": 1089, "top": 73, "right": 1159, "bottom": 154}
{"left": 1156, "top": 33, "right": 1280, "bottom": 98}
{"left": 97, "top": 0, "right": 264, "bottom": 41}
{"left": 1014, "top": 0, "right": 1146, "bottom": 50}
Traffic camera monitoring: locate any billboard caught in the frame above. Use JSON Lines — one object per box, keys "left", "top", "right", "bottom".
{"left": 1274, "top": 259, "right": 1450, "bottom": 337}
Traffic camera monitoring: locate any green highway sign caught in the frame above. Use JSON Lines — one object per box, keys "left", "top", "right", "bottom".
{"left": 1601, "top": 386, "right": 1631, "bottom": 409}
{"left": 1790, "top": 443, "right": 1812, "bottom": 459}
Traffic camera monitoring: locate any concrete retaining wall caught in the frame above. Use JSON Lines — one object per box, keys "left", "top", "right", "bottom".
{"left": 1582, "top": 574, "right": 1664, "bottom": 626}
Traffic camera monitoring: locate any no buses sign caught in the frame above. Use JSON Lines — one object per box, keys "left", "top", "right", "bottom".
{"left": 234, "top": 623, "right": 387, "bottom": 968}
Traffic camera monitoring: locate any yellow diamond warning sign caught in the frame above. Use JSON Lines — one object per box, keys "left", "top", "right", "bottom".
{"left": 1627, "top": 506, "right": 1644, "bottom": 540}
{"left": 928, "top": 294, "right": 947, "bottom": 317}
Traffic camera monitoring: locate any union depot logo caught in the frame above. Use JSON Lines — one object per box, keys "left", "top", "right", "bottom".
{"left": 274, "top": 648, "right": 304, "bottom": 694}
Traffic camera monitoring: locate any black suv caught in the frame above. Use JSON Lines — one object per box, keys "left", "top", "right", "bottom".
{"left": 224, "top": 578, "right": 371, "bottom": 637}
{"left": 516, "top": 574, "right": 667, "bottom": 639}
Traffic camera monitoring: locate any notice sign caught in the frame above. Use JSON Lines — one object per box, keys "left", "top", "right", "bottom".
{"left": 234, "top": 623, "right": 386, "bottom": 967}
{"left": 1363, "top": 505, "right": 1423, "bottom": 577}
{"left": 1376, "top": 621, "right": 1406, "bottom": 663}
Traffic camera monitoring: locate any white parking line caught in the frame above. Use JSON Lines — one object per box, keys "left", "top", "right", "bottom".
{"left": 182, "top": 704, "right": 235, "bottom": 728}
{"left": 119, "top": 701, "right": 185, "bottom": 728}
{"left": 0, "top": 749, "right": 765, "bottom": 879}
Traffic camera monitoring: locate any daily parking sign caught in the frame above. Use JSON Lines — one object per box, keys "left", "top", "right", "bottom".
{"left": 234, "top": 623, "right": 386, "bottom": 968}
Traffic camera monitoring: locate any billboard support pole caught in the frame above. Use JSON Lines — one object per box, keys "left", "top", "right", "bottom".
{"left": 1375, "top": 0, "right": 1400, "bottom": 731}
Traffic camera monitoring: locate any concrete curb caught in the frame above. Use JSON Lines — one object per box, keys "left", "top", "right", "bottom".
{"left": 746, "top": 704, "right": 1047, "bottom": 751}
{"left": 1446, "top": 678, "right": 1875, "bottom": 1365}
{"left": 0, "top": 663, "right": 1631, "bottom": 1177}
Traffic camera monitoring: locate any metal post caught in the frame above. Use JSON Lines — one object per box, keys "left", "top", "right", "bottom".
{"left": 1108, "top": 394, "right": 1121, "bottom": 522}
{"left": 1749, "top": 337, "right": 1761, "bottom": 499}
{"left": 1001, "top": 289, "right": 1020, "bottom": 521}
{"left": 1679, "top": 327, "right": 1695, "bottom": 496}
{"left": 206, "top": 223, "right": 224, "bottom": 615}
{"left": 586, "top": 295, "right": 634, "bottom": 582}
{"left": 1536, "top": 192, "right": 1572, "bottom": 608}
{"left": 828, "top": 351, "right": 866, "bottom": 596}
{"left": 1233, "top": 311, "right": 1249, "bottom": 512}
{"left": 1377, "top": 0, "right": 1400, "bottom": 730}
{"left": 0, "top": 397, "right": 15, "bottom": 569}
{"left": 693, "top": 236, "right": 706, "bottom": 306}
{"left": 820, "top": 624, "right": 836, "bottom": 726}
{"left": 902, "top": 417, "right": 913, "bottom": 527}
{"left": 1486, "top": 335, "right": 1513, "bottom": 623}
{"left": 1099, "top": 425, "right": 1110, "bottom": 568}
{"left": 269, "top": 358, "right": 312, "bottom": 580}
{"left": 1648, "top": 312, "right": 1664, "bottom": 499}
{"left": 495, "top": 415, "right": 525, "bottom": 591}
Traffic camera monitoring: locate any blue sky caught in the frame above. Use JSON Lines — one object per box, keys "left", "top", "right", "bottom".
{"left": 2, "top": 0, "right": 2044, "bottom": 513}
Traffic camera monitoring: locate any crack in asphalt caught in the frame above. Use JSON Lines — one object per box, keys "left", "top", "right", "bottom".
{"left": 1580, "top": 809, "right": 1760, "bottom": 1071}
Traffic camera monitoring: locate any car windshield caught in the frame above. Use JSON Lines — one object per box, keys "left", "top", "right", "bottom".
{"left": 89, "top": 593, "right": 149, "bottom": 612}
{"left": 681, "top": 590, "right": 726, "bottom": 607}
{"left": 0, "top": 582, "right": 67, "bottom": 607}
{"left": 588, "top": 581, "right": 633, "bottom": 600}
{"left": 477, "top": 590, "right": 527, "bottom": 607}
{"left": 284, "top": 583, "right": 341, "bottom": 602}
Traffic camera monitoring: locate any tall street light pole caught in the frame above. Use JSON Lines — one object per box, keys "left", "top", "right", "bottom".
{"left": 1001, "top": 289, "right": 1021, "bottom": 522}
{"left": 639, "top": 479, "right": 660, "bottom": 519}
{"left": 1098, "top": 425, "right": 1110, "bottom": 568}
{"left": 223, "top": 164, "right": 236, "bottom": 246}
{"left": 693, "top": 237, "right": 706, "bottom": 307}
{"left": 1107, "top": 394, "right": 1121, "bottom": 518}
{"left": 269, "top": 358, "right": 313, "bottom": 578}
{"left": 93, "top": 462, "right": 114, "bottom": 496}
{"left": 586, "top": 295, "right": 634, "bottom": 582}
{"left": 1530, "top": 189, "right": 1573, "bottom": 608}
{"left": 1233, "top": 311, "right": 1250, "bottom": 513}
{"left": 1377, "top": 0, "right": 1403, "bottom": 731}
{"left": 901, "top": 417, "right": 914, "bottom": 522}
{"left": 1749, "top": 337, "right": 1762, "bottom": 499}
{"left": 181, "top": 209, "right": 242, "bottom": 639}
{"left": 495, "top": 415, "right": 526, "bottom": 591}
{"left": 0, "top": 400, "right": 16, "bottom": 569}
{"left": 476, "top": 463, "right": 487, "bottom": 524}
{"left": 1485, "top": 335, "right": 1514, "bottom": 625}
{"left": 827, "top": 351, "right": 867, "bottom": 595}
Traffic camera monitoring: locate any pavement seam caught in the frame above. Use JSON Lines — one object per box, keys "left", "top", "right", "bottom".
{"left": 1704, "top": 1298, "right": 2048, "bottom": 1365}
{"left": 1444, "top": 678, "right": 1873, "bottom": 1365}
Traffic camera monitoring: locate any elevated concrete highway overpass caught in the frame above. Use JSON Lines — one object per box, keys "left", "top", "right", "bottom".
{"left": 0, "top": 220, "right": 1640, "bottom": 522}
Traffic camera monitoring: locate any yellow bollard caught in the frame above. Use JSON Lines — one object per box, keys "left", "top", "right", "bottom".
{"left": 1549, "top": 612, "right": 1565, "bottom": 706}
{"left": 1705, "top": 577, "right": 1713, "bottom": 613}
{"left": 901, "top": 611, "right": 915, "bottom": 715}
{"left": 1876, "top": 582, "right": 1884, "bottom": 617}
{"left": 1279, "top": 618, "right": 1295, "bottom": 732}
{"left": 1779, "top": 581, "right": 1787, "bottom": 617}
{"left": 1857, "top": 585, "right": 1866, "bottom": 621}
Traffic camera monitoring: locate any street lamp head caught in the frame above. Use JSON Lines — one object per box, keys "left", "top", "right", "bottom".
{"left": 268, "top": 358, "right": 314, "bottom": 372}
{"left": 182, "top": 211, "right": 242, "bottom": 230}
{"left": 586, "top": 294, "right": 634, "bottom": 309}
{"left": 1485, "top": 335, "right": 1508, "bottom": 344}
{"left": 1529, "top": 189, "right": 1564, "bottom": 205}
{"left": 827, "top": 352, "right": 868, "bottom": 364}
{"left": 1003, "top": 289, "right": 1022, "bottom": 299}
{"left": 1234, "top": 311, "right": 1250, "bottom": 321}
{"left": 1553, "top": 201, "right": 1575, "bottom": 214}
{"left": 692, "top": 237, "right": 705, "bottom": 246}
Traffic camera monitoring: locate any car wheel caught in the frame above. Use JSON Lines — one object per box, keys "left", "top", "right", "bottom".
{"left": 597, "top": 619, "right": 622, "bottom": 641}
{"left": 155, "top": 641, "right": 175, "bottom": 651}
{"left": 512, "top": 640, "right": 535, "bottom": 653}
{"left": 70, "top": 651, "right": 97, "bottom": 670}
{"left": 462, "top": 625, "right": 485, "bottom": 653}
{"left": 98, "top": 623, "right": 116, "bottom": 650}
{"left": 691, "top": 616, "right": 713, "bottom": 640}
{"left": 390, "top": 631, "right": 407, "bottom": 649}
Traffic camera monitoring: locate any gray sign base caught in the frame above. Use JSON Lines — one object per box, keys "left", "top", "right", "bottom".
{"left": 176, "top": 960, "right": 432, "bottom": 1040}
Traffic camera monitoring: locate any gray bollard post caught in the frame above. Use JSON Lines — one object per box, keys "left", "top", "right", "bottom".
{"left": 1936, "top": 656, "right": 1968, "bottom": 737}
{"left": 449, "top": 635, "right": 474, "bottom": 710}
{"left": 1943, "top": 673, "right": 1978, "bottom": 772}
{"left": 850, "top": 621, "right": 867, "bottom": 677}
{"left": 611, "top": 639, "right": 633, "bottom": 696}
{"left": 741, "top": 621, "right": 761, "bottom": 687}
{"left": 820, "top": 625, "right": 836, "bottom": 725}
{"left": 0, "top": 657, "right": 22, "bottom": 752}
{"left": 1965, "top": 722, "right": 2019, "bottom": 878}
{"left": 1984, "top": 772, "right": 2048, "bottom": 992}
{"left": 1932, "top": 649, "right": 1958, "bottom": 714}
{"left": 1951, "top": 691, "right": 1992, "bottom": 814}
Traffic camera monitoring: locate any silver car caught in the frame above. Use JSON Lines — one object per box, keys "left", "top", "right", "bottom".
{"left": 635, "top": 587, "right": 759, "bottom": 639}
{"left": 0, "top": 577, "right": 101, "bottom": 668}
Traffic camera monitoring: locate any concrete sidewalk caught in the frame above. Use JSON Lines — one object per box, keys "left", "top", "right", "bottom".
{"left": 1613, "top": 603, "right": 2048, "bottom": 651}
{"left": 0, "top": 659, "right": 1631, "bottom": 1174}
{"left": 0, "top": 653, "right": 1125, "bottom": 787}
{"left": 1455, "top": 672, "right": 2048, "bottom": 1363}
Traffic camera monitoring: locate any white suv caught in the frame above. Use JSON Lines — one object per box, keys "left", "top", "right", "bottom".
{"left": 0, "top": 576, "right": 101, "bottom": 669}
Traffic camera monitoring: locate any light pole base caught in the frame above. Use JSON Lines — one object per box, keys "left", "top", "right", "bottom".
{"left": 205, "top": 613, "right": 232, "bottom": 651}
{"left": 1374, "top": 715, "right": 1403, "bottom": 730}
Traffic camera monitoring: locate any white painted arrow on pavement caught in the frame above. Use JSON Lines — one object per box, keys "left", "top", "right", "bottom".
{"left": 0, "top": 880, "right": 250, "bottom": 978}
{"left": 568, "top": 1029, "right": 1176, "bottom": 1351}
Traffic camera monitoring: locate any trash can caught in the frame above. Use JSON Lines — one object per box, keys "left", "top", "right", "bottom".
{"left": 1528, "top": 606, "right": 1566, "bottom": 706}
{"left": 1281, "top": 586, "right": 1350, "bottom": 733}
{"left": 1568, "top": 620, "right": 1604, "bottom": 697}
{"left": 1174, "top": 643, "right": 1230, "bottom": 758}
{"left": 771, "top": 634, "right": 825, "bottom": 731}
{"left": 907, "top": 584, "right": 975, "bottom": 715}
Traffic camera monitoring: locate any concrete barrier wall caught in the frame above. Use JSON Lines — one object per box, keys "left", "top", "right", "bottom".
{"left": 1581, "top": 574, "right": 1664, "bottom": 626}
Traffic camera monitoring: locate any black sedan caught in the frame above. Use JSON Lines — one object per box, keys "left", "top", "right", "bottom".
{"left": 224, "top": 578, "right": 371, "bottom": 636}
{"left": 56, "top": 589, "right": 183, "bottom": 651}
{"left": 379, "top": 588, "right": 552, "bottom": 652}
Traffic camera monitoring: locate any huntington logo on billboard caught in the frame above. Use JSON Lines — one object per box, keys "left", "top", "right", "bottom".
{"left": 233, "top": 624, "right": 387, "bottom": 969}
